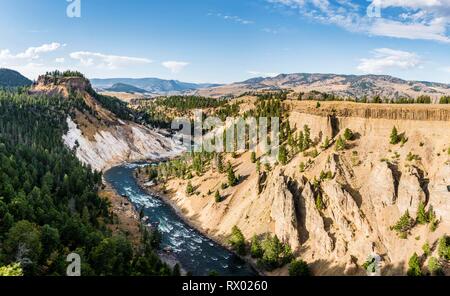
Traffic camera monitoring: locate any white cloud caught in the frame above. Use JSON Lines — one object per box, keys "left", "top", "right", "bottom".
{"left": 0, "top": 42, "right": 62, "bottom": 62}
{"left": 208, "top": 12, "right": 254, "bottom": 25}
{"left": 370, "top": 18, "right": 450, "bottom": 43}
{"left": 70, "top": 51, "right": 152, "bottom": 69}
{"left": 357, "top": 48, "right": 422, "bottom": 74}
{"left": 372, "top": 0, "right": 446, "bottom": 9}
{"left": 441, "top": 66, "right": 450, "bottom": 73}
{"left": 247, "top": 70, "right": 279, "bottom": 77}
{"left": 162, "top": 61, "right": 189, "bottom": 73}
{"left": 0, "top": 43, "right": 64, "bottom": 79}
{"left": 55, "top": 57, "right": 65, "bottom": 63}
{"left": 267, "top": 0, "right": 450, "bottom": 43}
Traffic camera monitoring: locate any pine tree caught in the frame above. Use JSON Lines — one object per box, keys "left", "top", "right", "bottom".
{"left": 217, "top": 153, "right": 224, "bottom": 173}
{"left": 390, "top": 126, "right": 400, "bottom": 144}
{"left": 416, "top": 201, "right": 428, "bottom": 225}
{"left": 251, "top": 151, "right": 257, "bottom": 163}
{"left": 422, "top": 242, "right": 431, "bottom": 257}
{"left": 215, "top": 190, "right": 223, "bottom": 203}
{"left": 343, "top": 128, "right": 354, "bottom": 141}
{"left": 289, "top": 260, "right": 310, "bottom": 276}
{"left": 303, "top": 125, "right": 311, "bottom": 150}
{"left": 298, "top": 131, "right": 305, "bottom": 152}
{"left": 299, "top": 162, "right": 306, "bottom": 173}
{"left": 407, "top": 253, "right": 422, "bottom": 276}
{"left": 335, "top": 136, "right": 346, "bottom": 151}
{"left": 186, "top": 181, "right": 194, "bottom": 195}
{"left": 315, "top": 192, "right": 325, "bottom": 211}
{"left": 428, "top": 257, "right": 442, "bottom": 276}
{"left": 229, "top": 226, "right": 246, "bottom": 256}
{"left": 321, "top": 136, "right": 330, "bottom": 149}
{"left": 227, "top": 162, "right": 238, "bottom": 186}
{"left": 172, "top": 264, "right": 181, "bottom": 276}
{"left": 256, "top": 160, "right": 261, "bottom": 173}
{"left": 250, "top": 235, "right": 263, "bottom": 258}
{"left": 278, "top": 145, "right": 288, "bottom": 165}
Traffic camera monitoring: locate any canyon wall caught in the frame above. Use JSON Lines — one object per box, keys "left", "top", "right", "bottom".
{"left": 158, "top": 103, "right": 450, "bottom": 275}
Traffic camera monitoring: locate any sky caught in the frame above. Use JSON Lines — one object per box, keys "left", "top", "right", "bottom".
{"left": 0, "top": 0, "right": 449, "bottom": 84}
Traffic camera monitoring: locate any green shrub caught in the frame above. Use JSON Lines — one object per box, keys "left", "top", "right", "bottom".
{"left": 257, "top": 235, "right": 293, "bottom": 271}
{"left": 407, "top": 253, "right": 422, "bottom": 276}
{"left": 422, "top": 242, "right": 431, "bottom": 257}
{"left": 438, "top": 236, "right": 450, "bottom": 260}
{"left": 0, "top": 263, "right": 23, "bottom": 276}
{"left": 335, "top": 136, "right": 346, "bottom": 151}
{"left": 391, "top": 211, "right": 415, "bottom": 237}
{"left": 428, "top": 257, "right": 443, "bottom": 276}
{"left": 416, "top": 201, "right": 428, "bottom": 225}
{"left": 186, "top": 181, "right": 194, "bottom": 195}
{"left": 299, "top": 162, "right": 306, "bottom": 173}
{"left": 288, "top": 260, "right": 310, "bottom": 276}
{"left": 250, "top": 235, "right": 263, "bottom": 258}
{"left": 343, "top": 128, "right": 354, "bottom": 141}
{"left": 251, "top": 151, "right": 257, "bottom": 163}
{"left": 390, "top": 126, "right": 400, "bottom": 144}
{"left": 229, "top": 226, "right": 246, "bottom": 256}
{"left": 315, "top": 192, "right": 325, "bottom": 211}
{"left": 215, "top": 190, "right": 224, "bottom": 203}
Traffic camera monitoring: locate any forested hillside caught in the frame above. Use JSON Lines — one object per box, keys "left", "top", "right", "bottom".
{"left": 0, "top": 69, "right": 32, "bottom": 88}
{"left": 0, "top": 89, "right": 172, "bottom": 276}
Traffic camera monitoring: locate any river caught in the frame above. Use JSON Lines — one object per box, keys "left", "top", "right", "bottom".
{"left": 104, "top": 163, "right": 256, "bottom": 276}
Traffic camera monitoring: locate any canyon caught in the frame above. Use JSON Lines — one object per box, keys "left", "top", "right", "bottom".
{"left": 145, "top": 99, "right": 450, "bottom": 275}
{"left": 31, "top": 75, "right": 450, "bottom": 275}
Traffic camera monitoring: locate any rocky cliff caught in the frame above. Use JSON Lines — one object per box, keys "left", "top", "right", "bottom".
{"left": 31, "top": 74, "right": 182, "bottom": 171}
{"left": 154, "top": 100, "right": 450, "bottom": 275}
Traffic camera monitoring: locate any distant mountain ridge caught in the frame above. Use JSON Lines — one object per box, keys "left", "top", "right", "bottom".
{"left": 91, "top": 77, "right": 222, "bottom": 94}
{"left": 194, "top": 73, "right": 450, "bottom": 101}
{"left": 0, "top": 68, "right": 32, "bottom": 88}
{"left": 105, "top": 83, "right": 148, "bottom": 94}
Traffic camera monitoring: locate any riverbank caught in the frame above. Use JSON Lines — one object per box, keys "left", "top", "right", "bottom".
{"left": 134, "top": 173, "right": 266, "bottom": 276}
{"left": 101, "top": 178, "right": 187, "bottom": 275}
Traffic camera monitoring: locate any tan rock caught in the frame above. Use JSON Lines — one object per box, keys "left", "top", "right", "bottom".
{"left": 322, "top": 180, "right": 371, "bottom": 238}
{"left": 429, "top": 163, "right": 450, "bottom": 220}
{"left": 366, "top": 162, "right": 397, "bottom": 207}
{"left": 299, "top": 183, "right": 334, "bottom": 255}
{"left": 264, "top": 172, "right": 300, "bottom": 251}
{"left": 397, "top": 167, "right": 426, "bottom": 217}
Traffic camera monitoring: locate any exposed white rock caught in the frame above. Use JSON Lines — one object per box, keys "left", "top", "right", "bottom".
{"left": 63, "top": 117, "right": 183, "bottom": 171}
{"left": 397, "top": 167, "right": 426, "bottom": 217}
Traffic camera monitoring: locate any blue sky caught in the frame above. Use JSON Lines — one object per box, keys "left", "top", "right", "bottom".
{"left": 0, "top": 0, "right": 449, "bottom": 83}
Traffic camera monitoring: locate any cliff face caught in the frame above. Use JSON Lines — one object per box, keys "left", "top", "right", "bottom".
{"left": 63, "top": 117, "right": 182, "bottom": 171}
{"left": 287, "top": 101, "right": 450, "bottom": 121}
{"left": 31, "top": 75, "right": 182, "bottom": 171}
{"left": 155, "top": 101, "right": 450, "bottom": 275}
